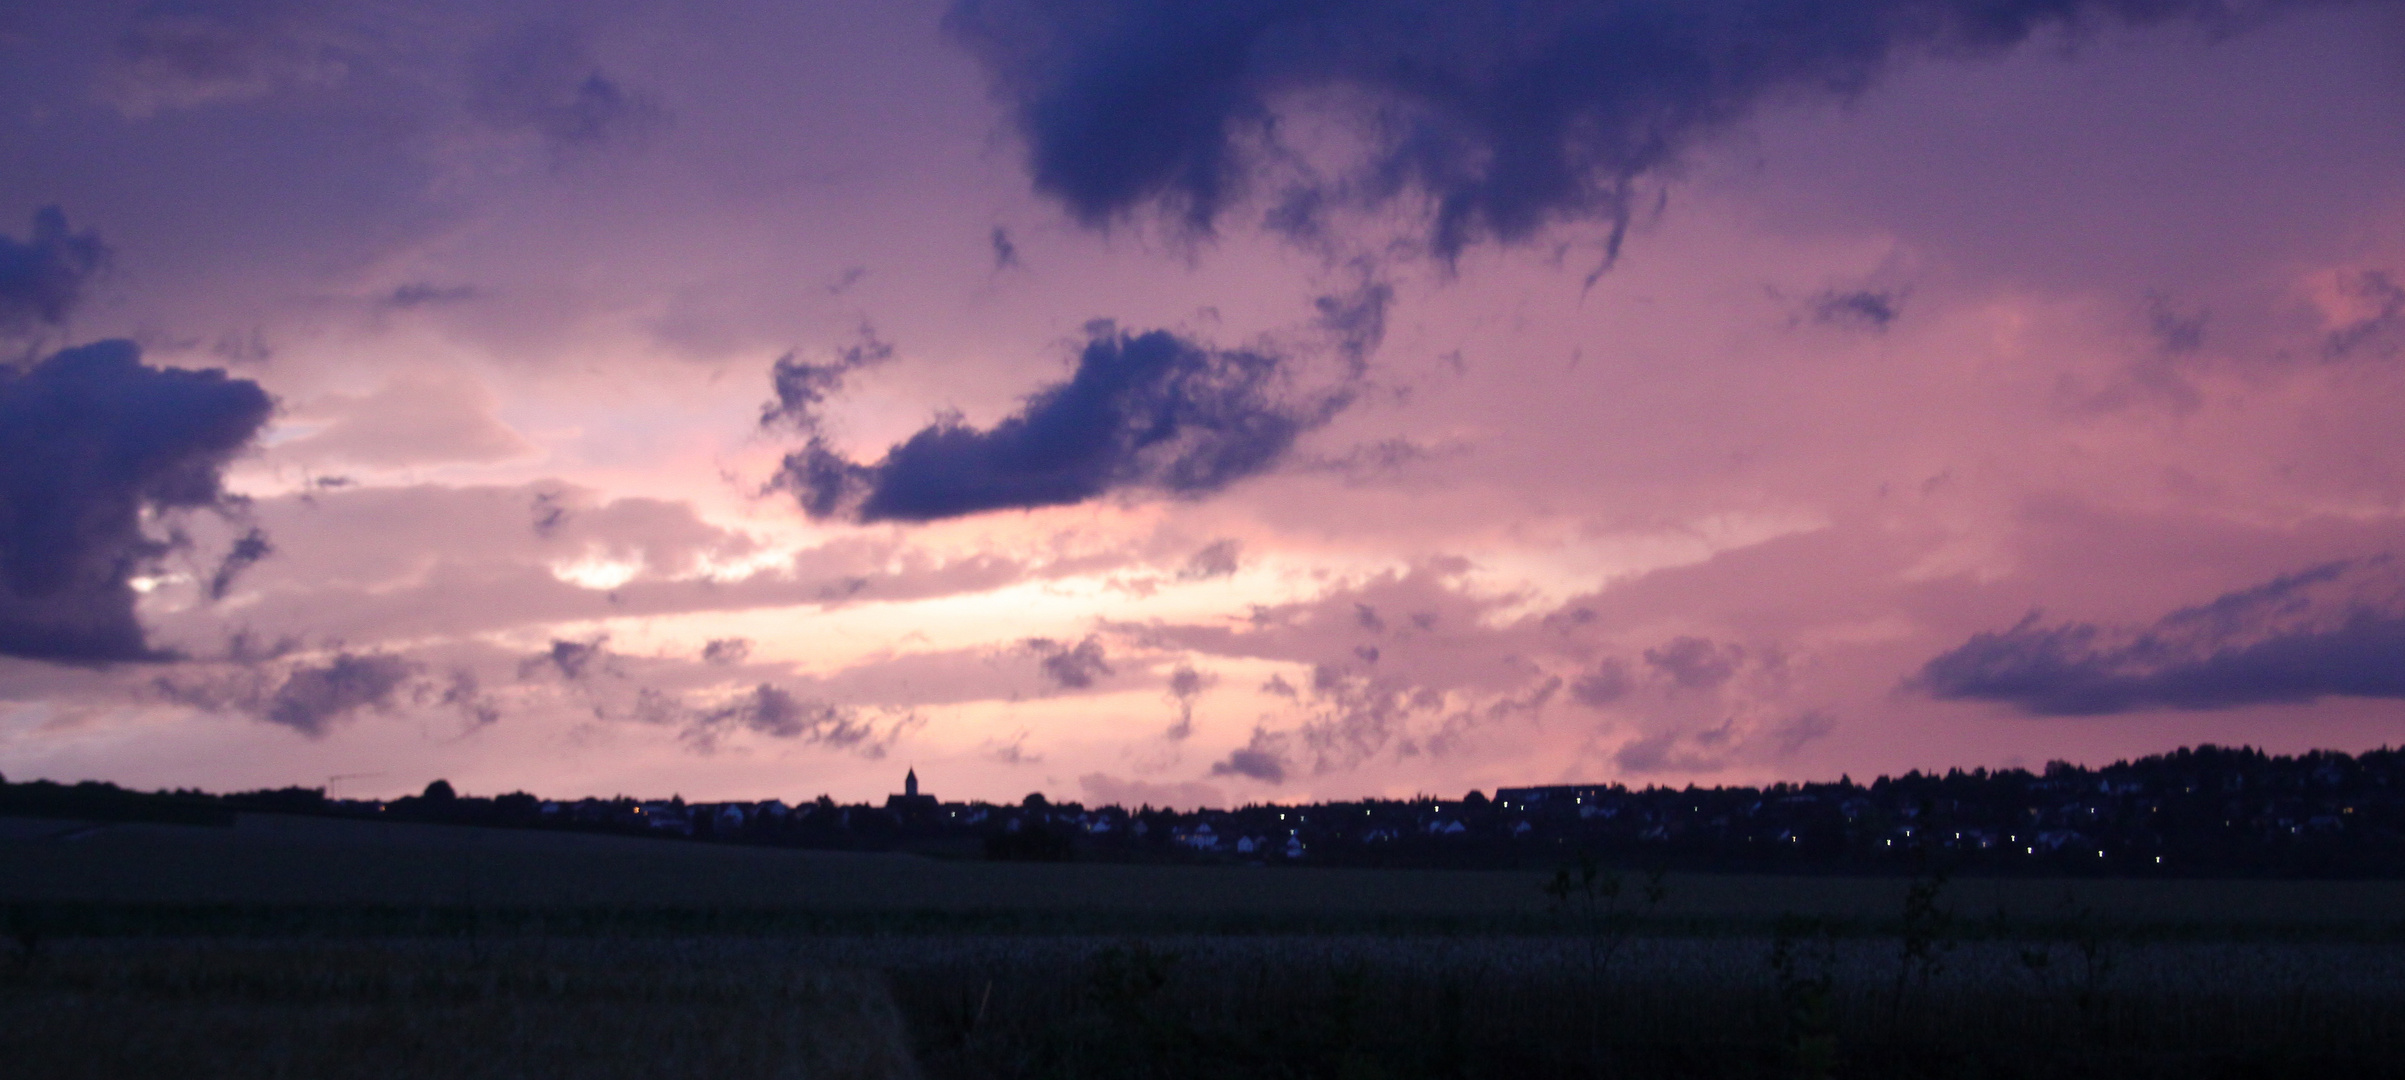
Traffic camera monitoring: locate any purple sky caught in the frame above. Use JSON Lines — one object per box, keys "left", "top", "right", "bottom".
{"left": 3, "top": 0, "right": 2404, "bottom": 806}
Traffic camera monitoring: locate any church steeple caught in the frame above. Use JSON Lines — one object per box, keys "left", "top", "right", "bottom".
{"left": 889, "top": 767, "right": 933, "bottom": 815}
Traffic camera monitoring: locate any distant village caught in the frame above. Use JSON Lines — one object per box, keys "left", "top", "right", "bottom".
{"left": 8, "top": 744, "right": 2405, "bottom": 876}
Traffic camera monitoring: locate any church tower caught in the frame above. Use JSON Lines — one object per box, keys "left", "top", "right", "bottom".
{"left": 889, "top": 767, "right": 935, "bottom": 815}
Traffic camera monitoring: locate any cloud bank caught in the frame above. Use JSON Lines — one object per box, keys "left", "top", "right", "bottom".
{"left": 774, "top": 323, "right": 1343, "bottom": 522}
{"left": 760, "top": 328, "right": 896, "bottom": 435}
{"left": 950, "top": 0, "right": 2312, "bottom": 258}
{"left": 155, "top": 650, "right": 420, "bottom": 738}
{"left": 467, "top": 23, "right": 666, "bottom": 158}
{"left": 0, "top": 207, "right": 108, "bottom": 338}
{"left": 0, "top": 341, "right": 273, "bottom": 663}
{"left": 1919, "top": 558, "right": 2405, "bottom": 714}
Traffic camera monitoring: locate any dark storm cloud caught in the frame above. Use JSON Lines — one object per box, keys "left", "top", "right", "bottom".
{"left": 440, "top": 668, "right": 501, "bottom": 728}
{"left": 1165, "top": 662, "right": 1213, "bottom": 739}
{"left": 759, "top": 328, "right": 895, "bottom": 433}
{"left": 1613, "top": 710, "right": 1834, "bottom": 774}
{"left": 521, "top": 637, "right": 607, "bottom": 681}
{"left": 1290, "top": 663, "right": 1438, "bottom": 771}
{"left": 1313, "top": 277, "right": 1391, "bottom": 366}
{"left": 155, "top": 650, "right": 427, "bottom": 736}
{"left": 384, "top": 283, "right": 481, "bottom": 309}
{"left": 775, "top": 323, "right": 1343, "bottom": 522}
{"left": 1773, "top": 710, "right": 1838, "bottom": 755}
{"left": 1177, "top": 538, "right": 1242, "bottom": 580}
{"left": 0, "top": 208, "right": 109, "bottom": 338}
{"left": 467, "top": 24, "right": 664, "bottom": 157}
{"left": 161, "top": 649, "right": 419, "bottom": 737}
{"left": 1302, "top": 436, "right": 1470, "bottom": 486}
{"left": 261, "top": 652, "right": 415, "bottom": 736}
{"left": 2323, "top": 270, "right": 2404, "bottom": 360}
{"left": 206, "top": 527, "right": 273, "bottom": 600}
{"left": 1028, "top": 634, "right": 1112, "bottom": 689}
{"left": 2146, "top": 293, "right": 2210, "bottom": 354}
{"left": 1918, "top": 558, "right": 2405, "bottom": 714}
{"left": 530, "top": 490, "right": 568, "bottom": 537}
{"left": 1210, "top": 726, "right": 1290, "bottom": 782}
{"left": 1645, "top": 635, "right": 1743, "bottom": 690}
{"left": 1569, "top": 657, "right": 1632, "bottom": 706}
{"left": 0, "top": 341, "right": 273, "bottom": 664}
{"left": 681, "top": 684, "right": 910, "bottom": 755}
{"left": 698, "top": 685, "right": 864, "bottom": 740}
{"left": 100, "top": 1, "right": 341, "bottom": 116}
{"left": 1812, "top": 289, "right": 1902, "bottom": 330}
{"left": 948, "top": 0, "right": 2304, "bottom": 259}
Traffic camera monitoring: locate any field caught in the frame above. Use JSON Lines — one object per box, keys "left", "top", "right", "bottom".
{"left": 11, "top": 813, "right": 2405, "bottom": 1078}
{"left": 12, "top": 812, "right": 2405, "bottom": 934}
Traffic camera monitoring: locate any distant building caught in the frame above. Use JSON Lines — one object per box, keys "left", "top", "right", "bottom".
{"left": 885, "top": 767, "right": 938, "bottom": 815}
{"left": 1495, "top": 784, "right": 1621, "bottom": 811}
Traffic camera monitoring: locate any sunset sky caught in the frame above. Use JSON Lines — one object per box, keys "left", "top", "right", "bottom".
{"left": 4, "top": 0, "right": 2404, "bottom": 807}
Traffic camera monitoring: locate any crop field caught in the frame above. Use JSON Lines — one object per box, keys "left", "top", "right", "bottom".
{"left": 12, "top": 813, "right": 2405, "bottom": 1078}
{"left": 11, "top": 934, "right": 2405, "bottom": 1079}
{"left": 10, "top": 812, "right": 2405, "bottom": 935}
{"left": 1, "top": 941, "right": 920, "bottom": 1080}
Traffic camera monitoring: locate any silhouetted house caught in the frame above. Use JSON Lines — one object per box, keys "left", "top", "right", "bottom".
{"left": 1495, "top": 784, "right": 1619, "bottom": 810}
{"left": 714, "top": 803, "right": 746, "bottom": 833}
{"left": 2032, "top": 829, "right": 2086, "bottom": 853}
{"left": 642, "top": 802, "right": 693, "bottom": 836}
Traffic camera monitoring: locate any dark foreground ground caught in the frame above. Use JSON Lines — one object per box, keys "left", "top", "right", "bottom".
{"left": 9, "top": 813, "right": 2405, "bottom": 1079}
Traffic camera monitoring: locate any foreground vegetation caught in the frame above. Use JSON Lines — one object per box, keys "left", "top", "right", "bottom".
{"left": 889, "top": 934, "right": 2405, "bottom": 1080}
{"left": 1, "top": 942, "right": 919, "bottom": 1080}
{"left": 9, "top": 932, "right": 2405, "bottom": 1079}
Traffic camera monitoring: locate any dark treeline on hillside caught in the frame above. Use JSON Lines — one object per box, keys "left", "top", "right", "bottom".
{"left": 8, "top": 744, "right": 2405, "bottom": 877}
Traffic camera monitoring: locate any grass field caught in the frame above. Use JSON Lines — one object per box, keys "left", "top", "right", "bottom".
{"left": 11, "top": 934, "right": 2405, "bottom": 1079}
{"left": 9, "top": 812, "right": 2405, "bottom": 935}
{"left": 2, "top": 940, "right": 920, "bottom": 1080}
{"left": 14, "top": 813, "right": 2405, "bottom": 1078}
